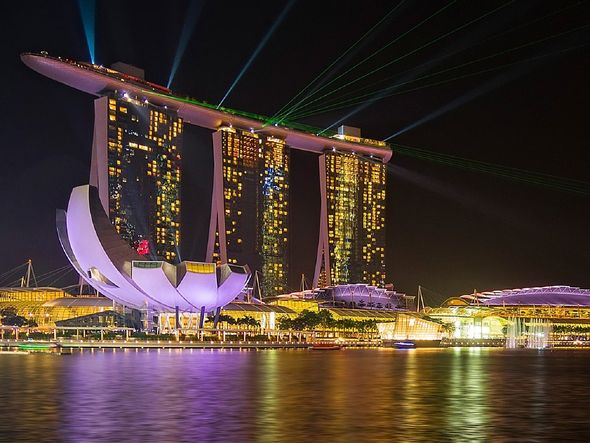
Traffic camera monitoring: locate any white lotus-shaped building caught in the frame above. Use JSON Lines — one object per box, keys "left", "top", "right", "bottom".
{"left": 57, "top": 185, "right": 250, "bottom": 314}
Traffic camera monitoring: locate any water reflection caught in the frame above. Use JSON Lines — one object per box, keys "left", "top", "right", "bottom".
{"left": 1, "top": 348, "right": 590, "bottom": 442}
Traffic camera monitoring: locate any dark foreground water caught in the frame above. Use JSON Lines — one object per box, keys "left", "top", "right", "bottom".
{"left": 1, "top": 348, "right": 590, "bottom": 442}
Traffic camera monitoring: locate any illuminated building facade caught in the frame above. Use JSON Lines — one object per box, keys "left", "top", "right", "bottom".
{"left": 314, "top": 150, "right": 386, "bottom": 287}
{"left": 259, "top": 136, "right": 290, "bottom": 296}
{"left": 23, "top": 54, "right": 394, "bottom": 294}
{"left": 57, "top": 185, "right": 250, "bottom": 317}
{"left": 208, "top": 128, "right": 290, "bottom": 297}
{"left": 90, "top": 93, "right": 183, "bottom": 263}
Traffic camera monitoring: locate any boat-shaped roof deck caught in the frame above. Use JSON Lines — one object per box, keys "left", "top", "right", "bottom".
{"left": 21, "top": 52, "right": 392, "bottom": 162}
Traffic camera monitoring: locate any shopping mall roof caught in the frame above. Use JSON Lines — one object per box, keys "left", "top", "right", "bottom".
{"left": 223, "top": 302, "right": 296, "bottom": 314}
{"left": 327, "top": 308, "right": 399, "bottom": 319}
{"left": 42, "top": 297, "right": 114, "bottom": 308}
{"left": 469, "top": 286, "right": 590, "bottom": 307}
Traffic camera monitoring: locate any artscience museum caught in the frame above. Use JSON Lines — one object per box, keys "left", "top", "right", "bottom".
{"left": 57, "top": 185, "right": 250, "bottom": 324}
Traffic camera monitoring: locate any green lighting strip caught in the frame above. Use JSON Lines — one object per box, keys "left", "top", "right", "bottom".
{"left": 148, "top": 90, "right": 339, "bottom": 137}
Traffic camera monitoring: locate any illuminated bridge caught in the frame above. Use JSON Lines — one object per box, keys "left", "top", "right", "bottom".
{"left": 23, "top": 52, "right": 392, "bottom": 297}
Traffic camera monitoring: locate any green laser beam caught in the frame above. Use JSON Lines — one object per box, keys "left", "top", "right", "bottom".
{"left": 287, "top": 1, "right": 585, "bottom": 119}
{"left": 393, "top": 143, "right": 590, "bottom": 188}
{"left": 269, "top": 1, "right": 405, "bottom": 123}
{"left": 391, "top": 142, "right": 590, "bottom": 196}
{"left": 295, "top": 0, "right": 516, "bottom": 121}
{"left": 274, "top": 0, "right": 458, "bottom": 123}
{"left": 396, "top": 151, "right": 588, "bottom": 192}
{"left": 395, "top": 155, "right": 590, "bottom": 195}
{"left": 287, "top": 35, "right": 590, "bottom": 120}
{"left": 292, "top": 42, "right": 589, "bottom": 121}
{"left": 400, "top": 155, "right": 590, "bottom": 195}
{"left": 279, "top": 0, "right": 514, "bottom": 122}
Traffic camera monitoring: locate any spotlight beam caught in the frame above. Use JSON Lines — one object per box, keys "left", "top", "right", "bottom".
{"left": 167, "top": 0, "right": 204, "bottom": 89}
{"left": 77, "top": 0, "right": 96, "bottom": 64}
{"left": 217, "top": 0, "right": 296, "bottom": 108}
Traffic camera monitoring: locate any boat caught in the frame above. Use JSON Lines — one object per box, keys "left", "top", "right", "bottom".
{"left": 310, "top": 343, "right": 342, "bottom": 351}
{"left": 392, "top": 341, "right": 416, "bottom": 349}
{"left": 17, "top": 342, "right": 61, "bottom": 352}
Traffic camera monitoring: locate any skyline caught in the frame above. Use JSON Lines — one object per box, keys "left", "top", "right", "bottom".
{"left": 2, "top": 1, "right": 590, "bottom": 300}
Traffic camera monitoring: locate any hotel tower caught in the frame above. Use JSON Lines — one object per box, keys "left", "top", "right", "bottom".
{"left": 90, "top": 89, "right": 183, "bottom": 263}
{"left": 314, "top": 144, "right": 387, "bottom": 288}
{"left": 207, "top": 127, "right": 290, "bottom": 297}
{"left": 21, "top": 54, "right": 391, "bottom": 298}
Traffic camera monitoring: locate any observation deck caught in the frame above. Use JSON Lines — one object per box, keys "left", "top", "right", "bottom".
{"left": 21, "top": 52, "right": 392, "bottom": 161}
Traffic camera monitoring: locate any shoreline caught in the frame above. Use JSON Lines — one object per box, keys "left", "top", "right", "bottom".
{"left": 2, "top": 339, "right": 589, "bottom": 351}
{"left": 0, "top": 339, "right": 378, "bottom": 351}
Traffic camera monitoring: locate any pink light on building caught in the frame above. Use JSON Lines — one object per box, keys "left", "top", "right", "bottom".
{"left": 136, "top": 240, "right": 150, "bottom": 256}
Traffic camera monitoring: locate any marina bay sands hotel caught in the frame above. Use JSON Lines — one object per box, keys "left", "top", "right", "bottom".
{"left": 22, "top": 53, "right": 392, "bottom": 297}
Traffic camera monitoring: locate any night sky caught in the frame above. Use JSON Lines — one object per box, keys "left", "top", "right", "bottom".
{"left": 2, "top": 1, "right": 589, "bottom": 302}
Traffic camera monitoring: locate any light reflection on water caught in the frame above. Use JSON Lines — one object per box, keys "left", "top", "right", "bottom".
{"left": 0, "top": 348, "right": 589, "bottom": 442}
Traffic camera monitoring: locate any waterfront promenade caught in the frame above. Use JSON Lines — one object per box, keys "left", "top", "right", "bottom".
{"left": 0, "top": 338, "right": 380, "bottom": 351}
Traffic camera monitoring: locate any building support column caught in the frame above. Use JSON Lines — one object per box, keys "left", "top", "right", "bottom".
{"left": 198, "top": 306, "right": 206, "bottom": 329}
{"left": 90, "top": 96, "right": 110, "bottom": 213}
{"left": 213, "top": 306, "right": 222, "bottom": 329}
{"left": 207, "top": 131, "right": 228, "bottom": 263}
{"left": 313, "top": 154, "right": 331, "bottom": 288}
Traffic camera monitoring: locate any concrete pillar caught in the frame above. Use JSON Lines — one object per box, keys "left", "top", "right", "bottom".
{"left": 53, "top": 329, "right": 57, "bottom": 340}
{"left": 175, "top": 306, "right": 180, "bottom": 331}
{"left": 213, "top": 306, "right": 222, "bottom": 329}
{"left": 100, "top": 329, "right": 104, "bottom": 340}
{"left": 198, "top": 306, "right": 206, "bottom": 329}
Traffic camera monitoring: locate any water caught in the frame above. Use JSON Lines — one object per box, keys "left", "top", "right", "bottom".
{"left": 1, "top": 348, "right": 589, "bottom": 442}
{"left": 506, "top": 317, "right": 552, "bottom": 349}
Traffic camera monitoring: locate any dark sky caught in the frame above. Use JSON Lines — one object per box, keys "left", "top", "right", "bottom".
{"left": 2, "top": 0, "right": 589, "bottom": 301}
